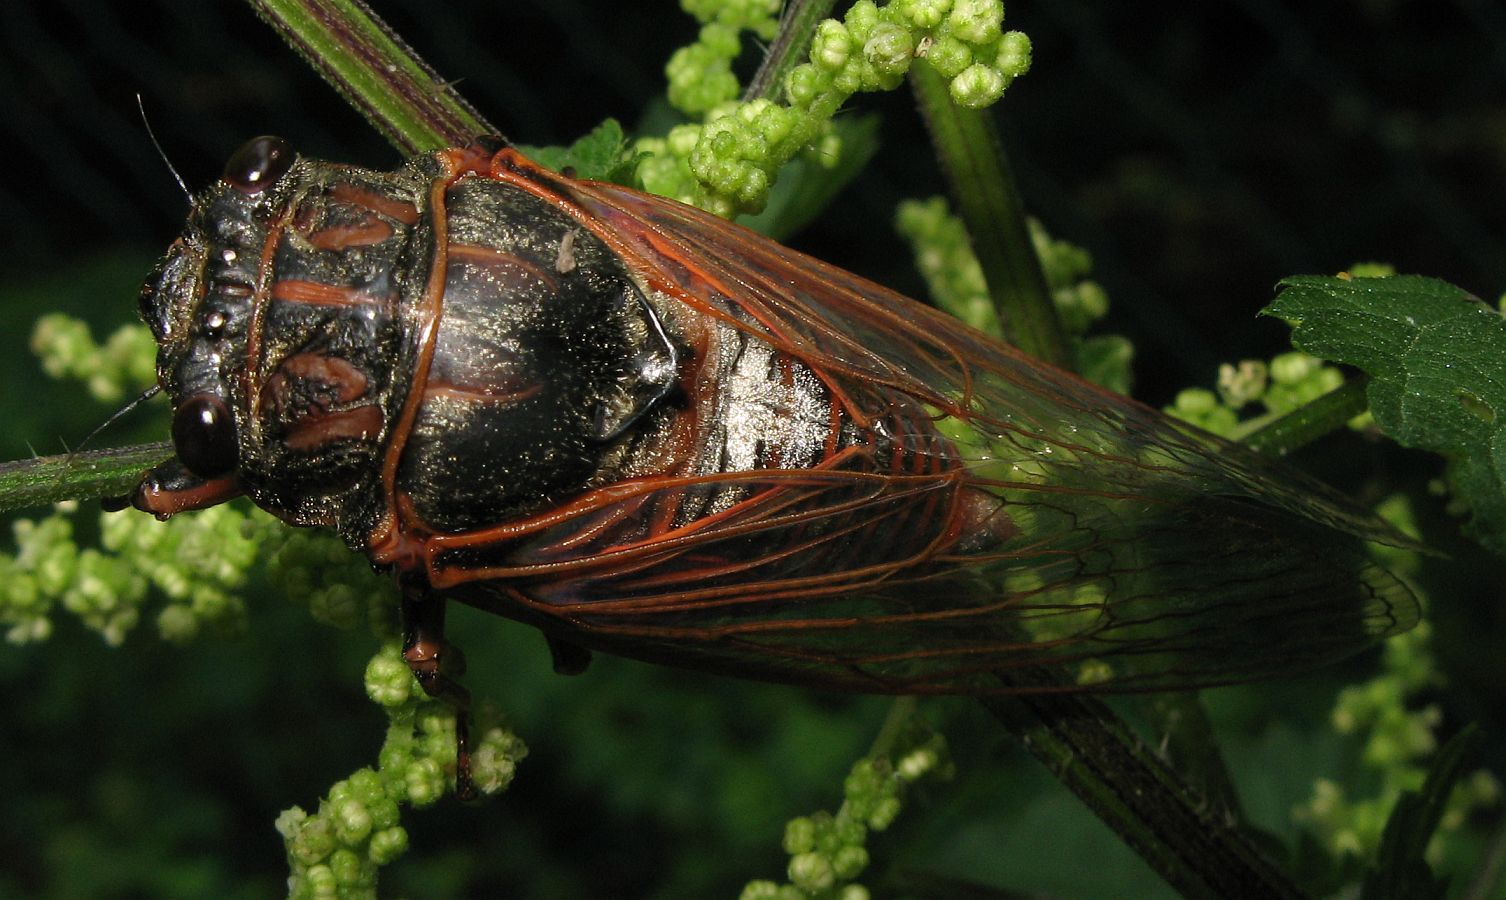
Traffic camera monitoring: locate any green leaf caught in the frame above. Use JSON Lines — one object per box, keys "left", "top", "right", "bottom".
{"left": 1360, "top": 725, "right": 1482, "bottom": 900}
{"left": 1264, "top": 275, "right": 1506, "bottom": 554}
{"left": 517, "top": 119, "right": 640, "bottom": 185}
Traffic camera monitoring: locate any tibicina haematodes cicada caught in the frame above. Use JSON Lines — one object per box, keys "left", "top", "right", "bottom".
{"left": 115, "top": 135, "right": 1418, "bottom": 789}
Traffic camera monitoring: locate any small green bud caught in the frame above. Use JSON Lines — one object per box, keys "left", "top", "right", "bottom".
{"left": 470, "top": 724, "right": 528, "bottom": 796}
{"left": 948, "top": 0, "right": 1003, "bottom": 44}
{"left": 301, "top": 863, "right": 336, "bottom": 899}
{"left": 844, "top": 1, "right": 880, "bottom": 41}
{"left": 812, "top": 20, "right": 853, "bottom": 71}
{"left": 332, "top": 796, "right": 373, "bottom": 845}
{"left": 1174, "top": 387, "right": 1218, "bottom": 416}
{"left": 921, "top": 36, "right": 973, "bottom": 79}
{"left": 1269, "top": 351, "right": 1322, "bottom": 385}
{"left": 783, "top": 816, "right": 817, "bottom": 853}
{"left": 896, "top": 0, "right": 951, "bottom": 30}
{"left": 785, "top": 63, "right": 829, "bottom": 107}
{"left": 788, "top": 851, "right": 836, "bottom": 892}
{"left": 367, "top": 826, "right": 409, "bottom": 865}
{"left": 950, "top": 63, "right": 1007, "bottom": 108}
{"left": 327, "top": 848, "right": 368, "bottom": 888}
{"left": 404, "top": 757, "right": 446, "bottom": 807}
{"left": 831, "top": 844, "right": 870, "bottom": 880}
{"left": 830, "top": 814, "right": 867, "bottom": 849}
{"left": 364, "top": 647, "right": 414, "bottom": 708}
{"left": 868, "top": 795, "right": 904, "bottom": 830}
{"left": 309, "top": 583, "right": 363, "bottom": 630}
{"left": 995, "top": 30, "right": 1032, "bottom": 77}
{"left": 738, "top": 880, "right": 781, "bottom": 900}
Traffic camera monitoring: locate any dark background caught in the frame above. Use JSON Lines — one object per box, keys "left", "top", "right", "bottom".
{"left": 1, "top": 1, "right": 1503, "bottom": 897}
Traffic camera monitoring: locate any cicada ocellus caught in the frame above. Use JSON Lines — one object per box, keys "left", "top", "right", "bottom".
{"left": 120, "top": 136, "right": 1417, "bottom": 773}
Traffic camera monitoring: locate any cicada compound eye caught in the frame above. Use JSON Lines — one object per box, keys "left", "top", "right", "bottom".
{"left": 172, "top": 393, "right": 239, "bottom": 478}
{"left": 222, "top": 136, "right": 295, "bottom": 194}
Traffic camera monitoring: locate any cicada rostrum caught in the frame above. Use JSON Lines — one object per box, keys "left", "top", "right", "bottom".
{"left": 117, "top": 136, "right": 1418, "bottom": 784}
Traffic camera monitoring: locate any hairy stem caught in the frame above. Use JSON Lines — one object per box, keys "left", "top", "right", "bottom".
{"left": 909, "top": 61, "right": 1068, "bottom": 367}
{"left": 1238, "top": 376, "right": 1371, "bottom": 456}
{"left": 245, "top": 0, "right": 494, "bottom": 153}
{"left": 984, "top": 686, "right": 1304, "bottom": 899}
{"left": 743, "top": 0, "right": 837, "bottom": 103}
{"left": 0, "top": 444, "right": 170, "bottom": 515}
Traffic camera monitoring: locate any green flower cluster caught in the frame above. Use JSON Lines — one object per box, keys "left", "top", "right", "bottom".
{"left": 894, "top": 195, "right": 1131, "bottom": 391}
{"left": 0, "top": 502, "right": 253, "bottom": 646}
{"left": 255, "top": 518, "right": 400, "bottom": 635}
{"left": 665, "top": 0, "right": 782, "bottom": 115}
{"left": 279, "top": 644, "right": 527, "bottom": 899}
{"left": 740, "top": 731, "right": 947, "bottom": 900}
{"left": 640, "top": 0, "right": 1030, "bottom": 216}
{"left": 1166, "top": 351, "right": 1346, "bottom": 439}
{"left": 0, "top": 497, "right": 394, "bottom": 648}
{"left": 30, "top": 314, "right": 156, "bottom": 403}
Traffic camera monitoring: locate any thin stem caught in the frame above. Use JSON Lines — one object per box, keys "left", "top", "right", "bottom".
{"left": 909, "top": 62, "right": 1068, "bottom": 367}
{"left": 1238, "top": 376, "right": 1371, "bottom": 457}
{"left": 743, "top": 0, "right": 836, "bottom": 103}
{"left": 245, "top": 0, "right": 495, "bottom": 154}
{"left": 983, "top": 686, "right": 1306, "bottom": 900}
{"left": 908, "top": 56, "right": 1276, "bottom": 892}
{"left": 867, "top": 695, "right": 920, "bottom": 760}
{"left": 0, "top": 444, "right": 171, "bottom": 515}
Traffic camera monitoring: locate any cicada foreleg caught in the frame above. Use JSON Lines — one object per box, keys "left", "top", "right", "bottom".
{"left": 399, "top": 587, "right": 476, "bottom": 801}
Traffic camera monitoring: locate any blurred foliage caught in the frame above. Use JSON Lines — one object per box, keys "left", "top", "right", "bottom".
{"left": 1, "top": 1, "right": 1505, "bottom": 898}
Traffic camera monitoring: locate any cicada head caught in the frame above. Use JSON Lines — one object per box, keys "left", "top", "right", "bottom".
{"left": 140, "top": 137, "right": 298, "bottom": 474}
{"left": 130, "top": 136, "right": 407, "bottom": 534}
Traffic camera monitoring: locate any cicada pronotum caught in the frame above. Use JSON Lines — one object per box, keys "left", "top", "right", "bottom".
{"left": 118, "top": 136, "right": 1418, "bottom": 785}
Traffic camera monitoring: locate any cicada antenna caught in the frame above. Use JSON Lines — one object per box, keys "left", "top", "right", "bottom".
{"left": 67, "top": 383, "right": 162, "bottom": 464}
{"left": 136, "top": 94, "right": 190, "bottom": 202}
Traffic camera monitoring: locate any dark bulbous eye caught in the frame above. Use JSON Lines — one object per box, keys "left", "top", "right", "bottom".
{"left": 172, "top": 394, "right": 239, "bottom": 478}
{"left": 223, "top": 136, "right": 295, "bottom": 194}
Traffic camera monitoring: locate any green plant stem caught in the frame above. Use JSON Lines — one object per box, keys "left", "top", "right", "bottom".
{"left": 245, "top": 0, "right": 494, "bottom": 154}
{"left": 743, "top": 0, "right": 836, "bottom": 103}
{"left": 983, "top": 686, "right": 1305, "bottom": 900}
{"left": 1138, "top": 691, "right": 1246, "bottom": 819}
{"left": 0, "top": 444, "right": 170, "bottom": 515}
{"left": 867, "top": 695, "right": 920, "bottom": 759}
{"left": 909, "top": 62, "right": 1068, "bottom": 367}
{"left": 1238, "top": 376, "right": 1371, "bottom": 456}
{"left": 912, "top": 56, "right": 1269, "bottom": 890}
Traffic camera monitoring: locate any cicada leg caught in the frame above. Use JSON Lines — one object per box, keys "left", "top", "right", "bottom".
{"left": 544, "top": 635, "right": 592, "bottom": 676}
{"left": 399, "top": 587, "right": 476, "bottom": 801}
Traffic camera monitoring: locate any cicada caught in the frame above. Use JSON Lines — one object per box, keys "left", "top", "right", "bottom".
{"left": 119, "top": 136, "right": 1417, "bottom": 771}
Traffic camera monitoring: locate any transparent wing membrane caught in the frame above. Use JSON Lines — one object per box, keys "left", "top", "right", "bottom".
{"left": 438, "top": 163, "right": 1419, "bottom": 696}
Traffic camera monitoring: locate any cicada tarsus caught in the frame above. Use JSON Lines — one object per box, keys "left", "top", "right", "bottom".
{"left": 115, "top": 136, "right": 1419, "bottom": 789}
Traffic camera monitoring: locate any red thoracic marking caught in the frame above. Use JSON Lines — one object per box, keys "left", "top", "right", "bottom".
{"left": 329, "top": 182, "right": 421, "bottom": 225}
{"left": 259, "top": 353, "right": 382, "bottom": 450}
{"left": 270, "top": 279, "right": 393, "bottom": 308}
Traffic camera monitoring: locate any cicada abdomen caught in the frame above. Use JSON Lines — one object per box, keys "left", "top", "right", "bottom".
{"left": 127, "top": 137, "right": 1417, "bottom": 707}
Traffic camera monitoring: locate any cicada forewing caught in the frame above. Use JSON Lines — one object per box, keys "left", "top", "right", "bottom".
{"left": 422, "top": 152, "right": 1418, "bottom": 696}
